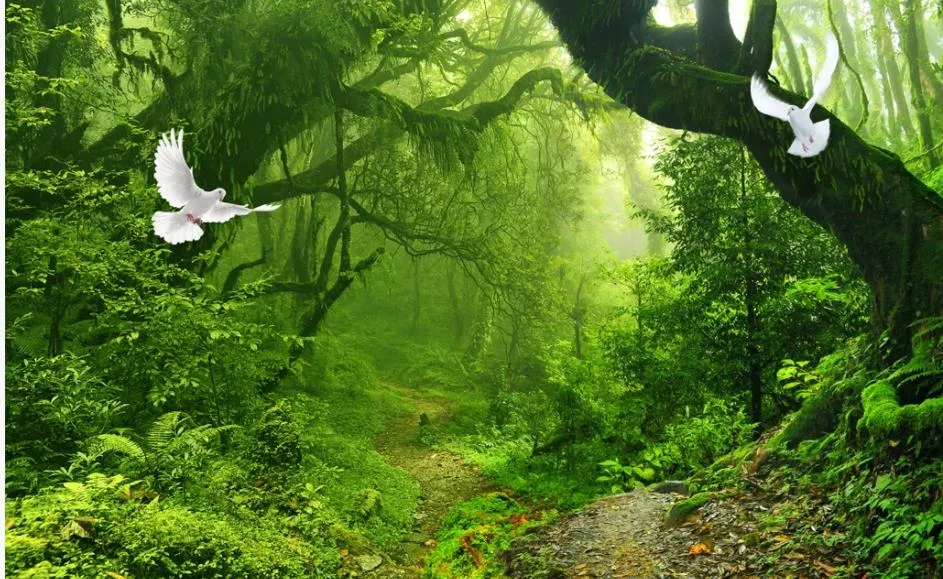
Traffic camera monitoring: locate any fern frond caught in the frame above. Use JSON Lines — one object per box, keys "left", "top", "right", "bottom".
{"left": 913, "top": 316, "right": 943, "bottom": 341}
{"left": 90, "top": 434, "right": 145, "bottom": 463}
{"left": 165, "top": 424, "right": 240, "bottom": 456}
{"left": 147, "top": 411, "right": 187, "bottom": 453}
{"left": 891, "top": 319, "right": 943, "bottom": 396}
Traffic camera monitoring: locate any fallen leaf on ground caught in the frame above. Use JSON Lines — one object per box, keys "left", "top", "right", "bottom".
{"left": 689, "top": 542, "right": 711, "bottom": 555}
{"left": 814, "top": 560, "right": 837, "bottom": 575}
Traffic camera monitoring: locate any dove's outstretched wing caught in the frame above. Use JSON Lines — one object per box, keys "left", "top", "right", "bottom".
{"left": 154, "top": 129, "right": 200, "bottom": 208}
{"left": 202, "top": 202, "right": 281, "bottom": 224}
{"left": 805, "top": 33, "right": 839, "bottom": 111}
{"left": 750, "top": 75, "right": 792, "bottom": 121}
{"left": 152, "top": 211, "right": 204, "bottom": 244}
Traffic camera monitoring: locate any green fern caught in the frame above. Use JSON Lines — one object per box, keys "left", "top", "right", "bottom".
{"left": 890, "top": 317, "right": 943, "bottom": 396}
{"left": 913, "top": 316, "right": 943, "bottom": 342}
{"left": 90, "top": 433, "right": 146, "bottom": 463}
{"left": 147, "top": 411, "right": 187, "bottom": 455}
{"left": 890, "top": 359, "right": 943, "bottom": 395}
{"left": 164, "top": 424, "right": 240, "bottom": 457}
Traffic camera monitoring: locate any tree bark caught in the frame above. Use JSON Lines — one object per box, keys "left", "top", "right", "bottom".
{"left": 531, "top": 0, "right": 943, "bottom": 376}
{"left": 741, "top": 148, "right": 763, "bottom": 431}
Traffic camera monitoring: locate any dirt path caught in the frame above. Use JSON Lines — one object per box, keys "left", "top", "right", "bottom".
{"left": 370, "top": 385, "right": 490, "bottom": 577}
{"left": 504, "top": 490, "right": 758, "bottom": 578}
{"left": 358, "top": 387, "right": 845, "bottom": 578}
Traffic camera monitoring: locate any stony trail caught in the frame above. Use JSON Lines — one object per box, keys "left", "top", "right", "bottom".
{"left": 504, "top": 489, "right": 756, "bottom": 578}
{"left": 356, "top": 386, "right": 839, "bottom": 578}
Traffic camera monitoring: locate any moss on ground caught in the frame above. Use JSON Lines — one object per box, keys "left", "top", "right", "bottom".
{"left": 665, "top": 491, "right": 712, "bottom": 523}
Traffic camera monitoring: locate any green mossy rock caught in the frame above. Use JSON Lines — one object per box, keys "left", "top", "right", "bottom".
{"left": 665, "top": 492, "right": 712, "bottom": 524}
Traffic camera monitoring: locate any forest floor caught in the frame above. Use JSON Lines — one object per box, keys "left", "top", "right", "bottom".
{"left": 503, "top": 489, "right": 757, "bottom": 578}
{"left": 345, "top": 386, "right": 849, "bottom": 578}
{"left": 365, "top": 384, "right": 492, "bottom": 577}
{"left": 503, "top": 475, "right": 849, "bottom": 578}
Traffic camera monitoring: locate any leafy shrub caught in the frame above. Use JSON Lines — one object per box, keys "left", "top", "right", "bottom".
{"left": 659, "top": 399, "right": 753, "bottom": 475}
{"left": 114, "top": 505, "right": 325, "bottom": 578}
{"left": 79, "top": 412, "right": 238, "bottom": 493}
{"left": 5, "top": 473, "right": 336, "bottom": 578}
{"left": 247, "top": 403, "right": 303, "bottom": 471}
{"left": 596, "top": 457, "right": 655, "bottom": 493}
{"left": 831, "top": 460, "right": 943, "bottom": 578}
{"left": 6, "top": 474, "right": 141, "bottom": 577}
{"left": 598, "top": 398, "right": 752, "bottom": 491}
{"left": 5, "top": 353, "right": 126, "bottom": 494}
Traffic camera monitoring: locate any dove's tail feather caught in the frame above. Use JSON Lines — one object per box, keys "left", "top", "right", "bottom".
{"left": 252, "top": 203, "right": 280, "bottom": 212}
{"left": 153, "top": 210, "right": 203, "bottom": 244}
{"left": 787, "top": 119, "right": 831, "bottom": 158}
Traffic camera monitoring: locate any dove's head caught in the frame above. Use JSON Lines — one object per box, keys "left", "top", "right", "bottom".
{"left": 212, "top": 188, "right": 226, "bottom": 200}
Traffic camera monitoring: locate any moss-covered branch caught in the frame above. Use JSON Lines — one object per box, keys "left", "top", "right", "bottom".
{"left": 437, "top": 29, "right": 559, "bottom": 57}
{"left": 255, "top": 67, "right": 587, "bottom": 205}
{"left": 858, "top": 380, "right": 943, "bottom": 439}
{"left": 533, "top": 0, "right": 943, "bottom": 364}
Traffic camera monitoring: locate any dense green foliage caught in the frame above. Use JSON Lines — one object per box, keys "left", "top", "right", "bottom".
{"left": 5, "top": 0, "right": 943, "bottom": 577}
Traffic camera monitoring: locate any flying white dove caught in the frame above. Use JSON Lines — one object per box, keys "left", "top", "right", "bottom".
{"left": 152, "top": 129, "right": 280, "bottom": 244}
{"left": 750, "top": 32, "right": 839, "bottom": 158}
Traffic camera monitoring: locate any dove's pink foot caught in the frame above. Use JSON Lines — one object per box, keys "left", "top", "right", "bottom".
{"left": 186, "top": 212, "right": 203, "bottom": 225}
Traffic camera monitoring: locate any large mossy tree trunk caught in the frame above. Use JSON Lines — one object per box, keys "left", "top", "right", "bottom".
{"left": 532, "top": 0, "right": 943, "bottom": 387}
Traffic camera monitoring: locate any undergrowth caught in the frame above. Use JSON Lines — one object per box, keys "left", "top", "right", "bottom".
{"left": 424, "top": 493, "right": 558, "bottom": 578}
{"left": 691, "top": 333, "right": 943, "bottom": 578}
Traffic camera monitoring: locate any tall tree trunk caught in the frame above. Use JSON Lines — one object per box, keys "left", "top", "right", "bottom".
{"left": 873, "top": 5, "right": 901, "bottom": 146}
{"left": 776, "top": 17, "right": 805, "bottom": 93}
{"left": 913, "top": 2, "right": 943, "bottom": 112}
{"left": 901, "top": 0, "right": 940, "bottom": 169}
{"left": 800, "top": 46, "right": 815, "bottom": 96}
{"left": 269, "top": 109, "right": 385, "bottom": 380}
{"left": 572, "top": 275, "right": 587, "bottom": 360}
{"left": 531, "top": 0, "right": 943, "bottom": 379}
{"left": 741, "top": 148, "right": 763, "bottom": 431}
{"left": 829, "top": 0, "right": 869, "bottom": 133}
{"left": 411, "top": 259, "right": 422, "bottom": 334}
{"left": 875, "top": 7, "right": 917, "bottom": 141}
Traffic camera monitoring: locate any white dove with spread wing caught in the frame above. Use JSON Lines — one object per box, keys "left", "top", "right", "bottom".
{"left": 750, "top": 33, "right": 839, "bottom": 158}
{"left": 152, "top": 129, "right": 280, "bottom": 244}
